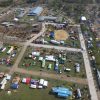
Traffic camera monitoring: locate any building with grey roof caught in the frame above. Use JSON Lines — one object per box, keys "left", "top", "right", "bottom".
{"left": 38, "top": 16, "right": 57, "bottom": 22}
{"left": 28, "top": 6, "right": 43, "bottom": 16}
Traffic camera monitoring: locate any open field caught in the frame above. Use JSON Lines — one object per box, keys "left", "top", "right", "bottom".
{"left": 0, "top": 72, "right": 90, "bottom": 100}
{"left": 0, "top": 66, "right": 9, "bottom": 72}
{"left": 19, "top": 46, "right": 86, "bottom": 78}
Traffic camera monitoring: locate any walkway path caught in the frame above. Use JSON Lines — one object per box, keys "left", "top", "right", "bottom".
{"left": 29, "top": 43, "right": 81, "bottom": 52}
{"left": 16, "top": 68, "right": 88, "bottom": 85}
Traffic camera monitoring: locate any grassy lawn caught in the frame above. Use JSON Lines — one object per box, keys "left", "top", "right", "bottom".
{"left": 19, "top": 46, "right": 86, "bottom": 78}
{"left": 0, "top": 73, "right": 90, "bottom": 100}
{"left": 0, "top": 65, "right": 9, "bottom": 72}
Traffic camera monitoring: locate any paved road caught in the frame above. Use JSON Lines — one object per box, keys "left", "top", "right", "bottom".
{"left": 29, "top": 43, "right": 81, "bottom": 52}
{"left": 16, "top": 68, "right": 88, "bottom": 85}
{"left": 78, "top": 26, "right": 98, "bottom": 100}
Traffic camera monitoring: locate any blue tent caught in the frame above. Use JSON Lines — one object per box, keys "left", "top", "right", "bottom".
{"left": 52, "top": 87, "right": 69, "bottom": 93}
{"left": 52, "top": 87, "right": 72, "bottom": 98}
{"left": 11, "top": 83, "right": 19, "bottom": 89}
{"left": 58, "top": 93, "right": 68, "bottom": 98}
{"left": 54, "top": 65, "right": 58, "bottom": 71}
{"left": 50, "top": 32, "right": 54, "bottom": 38}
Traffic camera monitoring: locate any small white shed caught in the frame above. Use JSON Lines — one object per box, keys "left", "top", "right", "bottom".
{"left": 39, "top": 79, "right": 44, "bottom": 85}
{"left": 43, "top": 81, "right": 48, "bottom": 87}
{"left": 30, "top": 84, "right": 37, "bottom": 89}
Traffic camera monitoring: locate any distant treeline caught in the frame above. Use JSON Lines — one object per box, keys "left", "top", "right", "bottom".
{"left": 0, "top": 0, "right": 13, "bottom": 7}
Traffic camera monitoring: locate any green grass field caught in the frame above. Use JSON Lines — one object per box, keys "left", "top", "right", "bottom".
{"left": 0, "top": 73, "right": 90, "bottom": 100}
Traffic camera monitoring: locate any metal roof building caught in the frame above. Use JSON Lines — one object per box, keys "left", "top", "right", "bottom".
{"left": 38, "top": 16, "right": 57, "bottom": 21}
{"left": 28, "top": 7, "right": 43, "bottom": 16}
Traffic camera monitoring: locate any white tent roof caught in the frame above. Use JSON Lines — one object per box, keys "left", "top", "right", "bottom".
{"left": 45, "top": 55, "right": 55, "bottom": 61}
{"left": 30, "top": 84, "right": 37, "bottom": 89}
{"left": 43, "top": 81, "right": 48, "bottom": 87}
{"left": 14, "top": 18, "right": 19, "bottom": 21}
{"left": 39, "top": 79, "right": 44, "bottom": 85}
{"left": 22, "top": 78, "right": 26, "bottom": 83}
{"left": 81, "top": 16, "right": 87, "bottom": 21}
{"left": 5, "top": 74, "right": 11, "bottom": 80}
{"left": 38, "top": 85, "right": 43, "bottom": 89}
{"left": 32, "top": 52, "right": 40, "bottom": 56}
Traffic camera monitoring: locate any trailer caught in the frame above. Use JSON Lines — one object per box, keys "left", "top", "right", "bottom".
{"left": 43, "top": 80, "right": 48, "bottom": 87}
{"left": 32, "top": 52, "right": 40, "bottom": 56}
{"left": 1, "top": 47, "right": 6, "bottom": 52}
{"left": 39, "top": 79, "right": 44, "bottom": 85}
{"left": 48, "top": 64, "right": 52, "bottom": 69}
{"left": 0, "top": 77, "right": 7, "bottom": 85}
{"left": 42, "top": 59, "right": 45, "bottom": 68}
{"left": 64, "top": 68, "right": 71, "bottom": 72}
{"left": 50, "top": 40, "right": 60, "bottom": 45}
{"left": 1, "top": 84, "right": 5, "bottom": 90}
{"left": 7, "top": 46, "right": 14, "bottom": 54}
{"left": 30, "top": 84, "right": 37, "bottom": 89}
{"left": 77, "top": 88, "right": 82, "bottom": 98}
{"left": 76, "top": 67, "right": 80, "bottom": 73}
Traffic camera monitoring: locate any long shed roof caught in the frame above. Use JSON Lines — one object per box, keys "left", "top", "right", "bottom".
{"left": 28, "top": 6, "right": 43, "bottom": 16}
